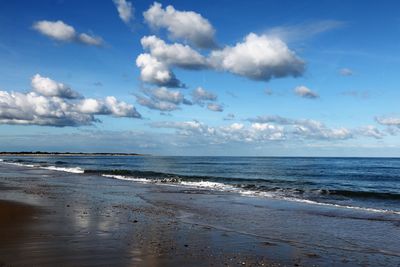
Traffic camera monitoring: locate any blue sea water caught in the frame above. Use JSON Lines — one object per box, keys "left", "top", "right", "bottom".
{"left": 1, "top": 156, "right": 400, "bottom": 214}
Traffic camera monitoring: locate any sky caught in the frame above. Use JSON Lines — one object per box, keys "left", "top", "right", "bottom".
{"left": 1, "top": 0, "right": 400, "bottom": 156}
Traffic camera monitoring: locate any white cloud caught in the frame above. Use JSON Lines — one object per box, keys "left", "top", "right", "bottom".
{"left": 141, "top": 35, "right": 208, "bottom": 69}
{"left": 209, "top": 33, "right": 305, "bottom": 81}
{"left": 135, "top": 33, "right": 305, "bottom": 87}
{"left": 192, "top": 87, "right": 217, "bottom": 104}
{"left": 31, "top": 74, "right": 81, "bottom": 99}
{"left": 136, "top": 95, "right": 179, "bottom": 112}
{"left": 339, "top": 68, "right": 353, "bottom": 76}
{"left": 135, "top": 87, "right": 191, "bottom": 111}
{"left": 355, "top": 125, "right": 384, "bottom": 139}
{"left": 151, "top": 120, "right": 285, "bottom": 143}
{"left": 149, "top": 113, "right": 387, "bottom": 146}
{"left": 294, "top": 86, "right": 319, "bottom": 99}
{"left": 33, "top": 20, "right": 103, "bottom": 46}
{"left": 33, "top": 20, "right": 76, "bottom": 41}
{"left": 376, "top": 116, "right": 400, "bottom": 127}
{"left": 0, "top": 75, "right": 141, "bottom": 127}
{"left": 249, "top": 115, "right": 358, "bottom": 140}
{"left": 143, "top": 2, "right": 216, "bottom": 49}
{"left": 78, "top": 33, "right": 103, "bottom": 46}
{"left": 376, "top": 116, "right": 400, "bottom": 135}
{"left": 0, "top": 91, "right": 93, "bottom": 126}
{"left": 151, "top": 120, "right": 209, "bottom": 134}
{"left": 147, "top": 87, "right": 185, "bottom": 104}
{"left": 113, "top": 0, "right": 134, "bottom": 23}
{"left": 207, "top": 103, "right": 223, "bottom": 112}
{"left": 76, "top": 96, "right": 140, "bottom": 117}
{"left": 136, "top": 36, "right": 208, "bottom": 87}
{"left": 136, "top": 53, "right": 183, "bottom": 87}
{"left": 292, "top": 120, "right": 351, "bottom": 140}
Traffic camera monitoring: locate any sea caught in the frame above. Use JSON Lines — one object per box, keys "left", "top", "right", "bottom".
{"left": 1, "top": 156, "right": 400, "bottom": 215}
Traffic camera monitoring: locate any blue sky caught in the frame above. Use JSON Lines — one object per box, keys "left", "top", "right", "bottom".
{"left": 1, "top": 0, "right": 400, "bottom": 156}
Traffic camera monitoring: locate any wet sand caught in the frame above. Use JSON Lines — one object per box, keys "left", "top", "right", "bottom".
{"left": 0, "top": 163, "right": 399, "bottom": 266}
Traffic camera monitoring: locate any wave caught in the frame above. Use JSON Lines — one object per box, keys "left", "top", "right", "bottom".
{"left": 318, "top": 189, "right": 400, "bottom": 200}
{"left": 41, "top": 166, "right": 84, "bottom": 174}
{"left": 0, "top": 160, "right": 84, "bottom": 174}
{"left": 85, "top": 169, "right": 316, "bottom": 186}
{"left": 2, "top": 161, "right": 400, "bottom": 214}
{"left": 102, "top": 173, "right": 400, "bottom": 215}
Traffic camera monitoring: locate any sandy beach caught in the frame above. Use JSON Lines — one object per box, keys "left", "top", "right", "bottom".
{"left": 1, "top": 162, "right": 399, "bottom": 266}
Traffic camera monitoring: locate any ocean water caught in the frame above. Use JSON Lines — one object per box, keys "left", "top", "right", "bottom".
{"left": 1, "top": 156, "right": 400, "bottom": 214}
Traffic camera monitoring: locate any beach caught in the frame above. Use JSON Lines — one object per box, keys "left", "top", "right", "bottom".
{"left": 0, "top": 161, "right": 400, "bottom": 266}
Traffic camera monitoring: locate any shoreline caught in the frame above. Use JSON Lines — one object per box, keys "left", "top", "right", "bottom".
{"left": 0, "top": 162, "right": 399, "bottom": 266}
{"left": 0, "top": 152, "right": 147, "bottom": 157}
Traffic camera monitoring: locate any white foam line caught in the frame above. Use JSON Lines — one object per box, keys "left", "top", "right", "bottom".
{"left": 0, "top": 161, "right": 84, "bottom": 174}
{"left": 41, "top": 166, "right": 84, "bottom": 174}
{"left": 280, "top": 197, "right": 400, "bottom": 215}
{"left": 102, "top": 174, "right": 150, "bottom": 183}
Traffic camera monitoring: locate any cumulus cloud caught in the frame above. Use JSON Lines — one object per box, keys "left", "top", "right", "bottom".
{"left": 151, "top": 120, "right": 285, "bottom": 143}
{"left": 143, "top": 2, "right": 217, "bottom": 49}
{"left": 113, "top": 0, "right": 134, "bottom": 23}
{"left": 339, "top": 68, "right": 353, "bottom": 76}
{"left": 0, "top": 75, "right": 140, "bottom": 127}
{"left": 141, "top": 35, "right": 208, "bottom": 69}
{"left": 76, "top": 96, "right": 140, "bottom": 117}
{"left": 291, "top": 120, "right": 351, "bottom": 140}
{"left": 135, "top": 87, "right": 191, "bottom": 111}
{"left": 31, "top": 74, "right": 81, "bottom": 99}
{"left": 247, "top": 115, "right": 382, "bottom": 140}
{"left": 151, "top": 116, "right": 366, "bottom": 144}
{"left": 33, "top": 20, "right": 103, "bottom": 46}
{"left": 250, "top": 116, "right": 351, "bottom": 140}
{"left": 135, "top": 33, "right": 304, "bottom": 87}
{"left": 136, "top": 36, "right": 209, "bottom": 87}
{"left": 136, "top": 53, "right": 183, "bottom": 87}
{"left": 209, "top": 33, "right": 305, "bottom": 81}
{"left": 294, "top": 86, "right": 319, "bottom": 99}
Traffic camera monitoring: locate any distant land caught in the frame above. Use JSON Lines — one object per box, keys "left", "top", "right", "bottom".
{"left": 0, "top": 151, "right": 146, "bottom": 156}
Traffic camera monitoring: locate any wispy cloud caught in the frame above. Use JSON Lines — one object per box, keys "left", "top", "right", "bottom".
{"left": 339, "top": 68, "right": 353, "bottom": 76}
{"left": 266, "top": 20, "right": 345, "bottom": 42}
{"left": 135, "top": 87, "right": 191, "bottom": 112}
